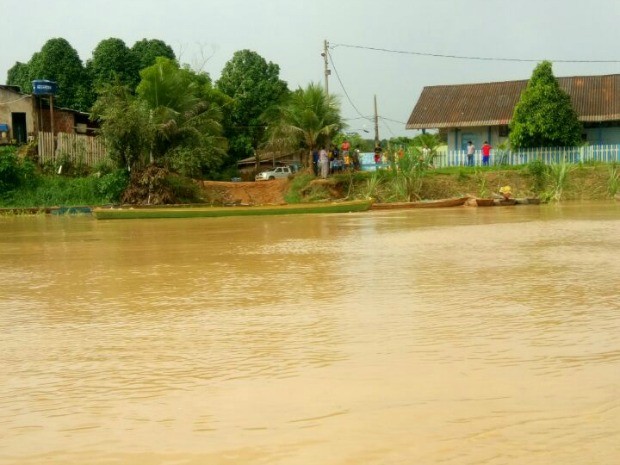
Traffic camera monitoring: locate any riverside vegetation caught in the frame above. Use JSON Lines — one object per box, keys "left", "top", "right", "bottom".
{"left": 3, "top": 146, "right": 617, "bottom": 211}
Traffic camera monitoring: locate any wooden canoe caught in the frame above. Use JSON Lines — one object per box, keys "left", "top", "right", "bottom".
{"left": 475, "top": 198, "right": 496, "bottom": 207}
{"left": 371, "top": 197, "right": 469, "bottom": 210}
{"left": 92, "top": 199, "right": 373, "bottom": 220}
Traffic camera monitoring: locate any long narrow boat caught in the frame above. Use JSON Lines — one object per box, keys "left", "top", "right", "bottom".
{"left": 371, "top": 196, "right": 469, "bottom": 210}
{"left": 92, "top": 199, "right": 373, "bottom": 220}
{"left": 475, "top": 198, "right": 496, "bottom": 207}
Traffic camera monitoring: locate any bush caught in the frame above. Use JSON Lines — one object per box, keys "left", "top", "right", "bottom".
{"left": 0, "top": 149, "right": 38, "bottom": 193}
{"left": 95, "top": 169, "right": 130, "bottom": 203}
{"left": 166, "top": 174, "right": 202, "bottom": 203}
{"left": 527, "top": 159, "right": 549, "bottom": 194}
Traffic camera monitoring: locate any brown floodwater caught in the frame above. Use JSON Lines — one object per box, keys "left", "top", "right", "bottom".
{"left": 1, "top": 202, "right": 619, "bottom": 465}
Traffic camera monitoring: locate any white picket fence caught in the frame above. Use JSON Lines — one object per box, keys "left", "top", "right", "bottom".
{"left": 38, "top": 132, "right": 108, "bottom": 166}
{"left": 437, "top": 144, "right": 620, "bottom": 168}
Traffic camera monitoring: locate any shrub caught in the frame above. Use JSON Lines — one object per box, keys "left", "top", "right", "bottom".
{"left": 95, "top": 169, "right": 130, "bottom": 203}
{"left": 527, "top": 159, "right": 549, "bottom": 194}
{"left": 0, "top": 149, "right": 38, "bottom": 193}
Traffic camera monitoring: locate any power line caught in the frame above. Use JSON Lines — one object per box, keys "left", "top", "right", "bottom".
{"left": 380, "top": 116, "right": 407, "bottom": 125}
{"left": 327, "top": 46, "right": 411, "bottom": 137}
{"left": 331, "top": 43, "right": 620, "bottom": 64}
{"left": 342, "top": 116, "right": 373, "bottom": 121}
{"left": 326, "top": 49, "right": 372, "bottom": 121}
{"left": 380, "top": 118, "right": 396, "bottom": 138}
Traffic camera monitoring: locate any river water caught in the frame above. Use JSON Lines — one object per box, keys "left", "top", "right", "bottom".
{"left": 1, "top": 202, "right": 619, "bottom": 465}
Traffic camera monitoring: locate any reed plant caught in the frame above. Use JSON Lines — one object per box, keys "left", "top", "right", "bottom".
{"left": 388, "top": 147, "right": 434, "bottom": 201}
{"left": 607, "top": 162, "right": 620, "bottom": 197}
{"left": 545, "top": 157, "right": 574, "bottom": 201}
{"left": 473, "top": 169, "right": 489, "bottom": 198}
{"left": 363, "top": 171, "right": 381, "bottom": 200}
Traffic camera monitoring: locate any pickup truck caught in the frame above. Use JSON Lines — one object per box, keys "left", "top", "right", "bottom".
{"left": 255, "top": 166, "right": 294, "bottom": 181}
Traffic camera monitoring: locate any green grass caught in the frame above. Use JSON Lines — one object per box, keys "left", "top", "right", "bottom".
{"left": 0, "top": 176, "right": 105, "bottom": 207}
{"left": 607, "top": 162, "right": 620, "bottom": 197}
{"left": 284, "top": 173, "right": 316, "bottom": 203}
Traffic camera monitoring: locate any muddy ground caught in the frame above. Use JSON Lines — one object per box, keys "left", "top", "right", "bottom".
{"left": 200, "top": 179, "right": 290, "bottom": 205}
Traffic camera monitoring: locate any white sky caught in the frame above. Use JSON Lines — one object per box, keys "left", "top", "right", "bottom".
{"left": 3, "top": 0, "right": 620, "bottom": 137}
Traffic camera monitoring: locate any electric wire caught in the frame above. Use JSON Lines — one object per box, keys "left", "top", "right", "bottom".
{"left": 380, "top": 116, "right": 408, "bottom": 125}
{"left": 326, "top": 49, "right": 372, "bottom": 122}
{"left": 380, "top": 118, "right": 396, "bottom": 137}
{"left": 0, "top": 94, "right": 30, "bottom": 105}
{"left": 331, "top": 43, "right": 620, "bottom": 63}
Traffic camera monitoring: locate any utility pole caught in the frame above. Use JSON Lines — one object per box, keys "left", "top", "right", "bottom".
{"left": 322, "top": 39, "right": 330, "bottom": 95}
{"left": 374, "top": 95, "right": 380, "bottom": 148}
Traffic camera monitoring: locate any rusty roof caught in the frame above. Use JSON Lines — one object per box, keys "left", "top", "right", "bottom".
{"left": 406, "top": 73, "right": 620, "bottom": 129}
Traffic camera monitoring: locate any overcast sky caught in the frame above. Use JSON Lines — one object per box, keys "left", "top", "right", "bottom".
{"left": 3, "top": 0, "right": 620, "bottom": 137}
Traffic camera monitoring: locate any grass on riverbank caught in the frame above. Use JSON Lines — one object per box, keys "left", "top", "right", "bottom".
{"left": 288, "top": 162, "right": 617, "bottom": 203}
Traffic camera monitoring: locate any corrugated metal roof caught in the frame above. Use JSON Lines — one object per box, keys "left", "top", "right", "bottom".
{"left": 406, "top": 74, "right": 620, "bottom": 129}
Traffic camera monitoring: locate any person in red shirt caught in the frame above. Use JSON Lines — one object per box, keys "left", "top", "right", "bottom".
{"left": 341, "top": 139, "right": 351, "bottom": 156}
{"left": 481, "top": 141, "right": 492, "bottom": 166}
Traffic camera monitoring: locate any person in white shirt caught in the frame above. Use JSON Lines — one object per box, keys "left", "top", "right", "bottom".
{"left": 466, "top": 141, "right": 475, "bottom": 167}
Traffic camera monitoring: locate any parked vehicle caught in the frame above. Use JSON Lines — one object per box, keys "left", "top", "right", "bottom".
{"left": 255, "top": 166, "right": 293, "bottom": 181}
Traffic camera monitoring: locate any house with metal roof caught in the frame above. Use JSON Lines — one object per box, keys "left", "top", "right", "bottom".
{"left": 406, "top": 73, "right": 620, "bottom": 151}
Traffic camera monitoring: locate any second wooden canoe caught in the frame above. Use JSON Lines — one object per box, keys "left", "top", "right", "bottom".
{"left": 372, "top": 197, "right": 469, "bottom": 210}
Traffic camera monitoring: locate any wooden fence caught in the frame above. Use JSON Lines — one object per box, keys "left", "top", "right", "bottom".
{"left": 38, "top": 132, "right": 108, "bottom": 166}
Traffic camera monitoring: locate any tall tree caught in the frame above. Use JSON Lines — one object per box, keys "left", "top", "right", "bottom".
{"left": 6, "top": 62, "right": 31, "bottom": 93}
{"left": 131, "top": 39, "right": 176, "bottom": 71}
{"left": 509, "top": 61, "right": 582, "bottom": 148}
{"left": 265, "top": 82, "right": 343, "bottom": 166}
{"left": 87, "top": 38, "right": 139, "bottom": 92}
{"left": 90, "top": 84, "right": 153, "bottom": 170}
{"left": 216, "top": 50, "right": 289, "bottom": 161}
{"left": 26, "top": 38, "right": 88, "bottom": 110}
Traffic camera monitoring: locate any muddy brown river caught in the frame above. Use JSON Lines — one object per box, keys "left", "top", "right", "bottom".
{"left": 1, "top": 202, "right": 619, "bottom": 464}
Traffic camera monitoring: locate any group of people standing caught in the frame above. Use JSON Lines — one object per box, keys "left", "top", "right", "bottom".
{"left": 314, "top": 139, "right": 361, "bottom": 178}
{"left": 466, "top": 140, "right": 492, "bottom": 166}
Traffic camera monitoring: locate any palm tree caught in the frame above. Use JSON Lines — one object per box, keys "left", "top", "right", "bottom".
{"left": 136, "top": 58, "right": 227, "bottom": 175}
{"left": 265, "top": 83, "right": 343, "bottom": 167}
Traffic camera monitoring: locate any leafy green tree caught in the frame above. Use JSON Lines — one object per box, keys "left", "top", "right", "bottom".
{"left": 216, "top": 50, "right": 289, "bottom": 161}
{"left": 131, "top": 39, "right": 176, "bottom": 71}
{"left": 333, "top": 132, "right": 369, "bottom": 152}
{"left": 265, "top": 82, "right": 343, "bottom": 166}
{"left": 410, "top": 133, "right": 442, "bottom": 155}
{"left": 27, "top": 38, "right": 89, "bottom": 110}
{"left": 6, "top": 62, "right": 31, "bottom": 93}
{"left": 87, "top": 38, "right": 139, "bottom": 92}
{"left": 91, "top": 84, "right": 153, "bottom": 170}
{"left": 509, "top": 61, "right": 582, "bottom": 148}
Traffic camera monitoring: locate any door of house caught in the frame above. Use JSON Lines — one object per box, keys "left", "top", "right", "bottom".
{"left": 461, "top": 133, "right": 477, "bottom": 151}
{"left": 11, "top": 112, "right": 27, "bottom": 144}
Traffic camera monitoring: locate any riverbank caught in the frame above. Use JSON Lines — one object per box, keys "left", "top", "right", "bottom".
{"left": 278, "top": 163, "right": 619, "bottom": 204}
{"left": 1, "top": 159, "right": 618, "bottom": 210}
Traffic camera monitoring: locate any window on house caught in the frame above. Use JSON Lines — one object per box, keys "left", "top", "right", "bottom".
{"left": 498, "top": 125, "right": 510, "bottom": 137}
